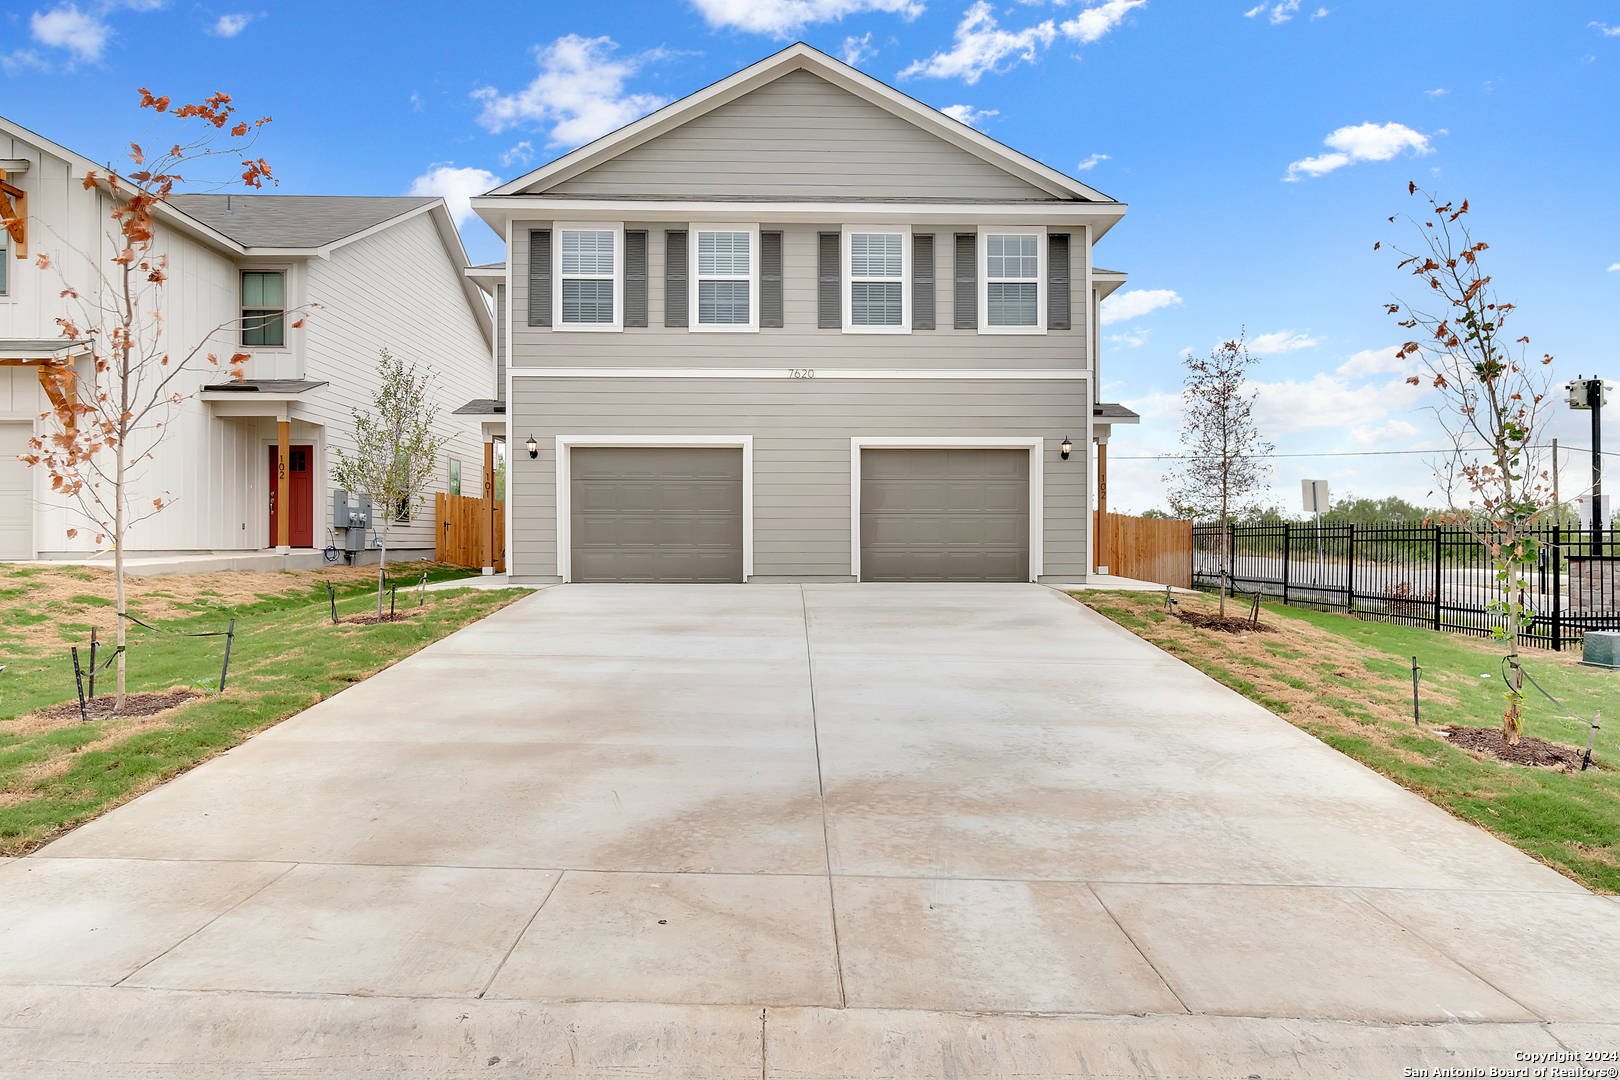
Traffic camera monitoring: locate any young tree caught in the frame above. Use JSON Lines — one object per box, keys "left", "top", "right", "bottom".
{"left": 21, "top": 89, "right": 291, "bottom": 712}
{"left": 1380, "top": 185, "right": 1555, "bottom": 744}
{"left": 1165, "top": 331, "right": 1274, "bottom": 615}
{"left": 329, "top": 349, "right": 444, "bottom": 617}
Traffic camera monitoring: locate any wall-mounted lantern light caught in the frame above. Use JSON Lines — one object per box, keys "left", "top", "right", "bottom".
{"left": 1060, "top": 436, "right": 1072, "bottom": 461}
{"left": 526, "top": 434, "right": 538, "bottom": 459}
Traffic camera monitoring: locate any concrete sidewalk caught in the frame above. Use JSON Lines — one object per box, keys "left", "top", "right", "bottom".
{"left": 1, "top": 583, "right": 1616, "bottom": 1078}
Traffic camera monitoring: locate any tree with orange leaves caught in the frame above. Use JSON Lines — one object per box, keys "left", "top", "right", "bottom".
{"left": 1380, "top": 185, "right": 1556, "bottom": 744}
{"left": 21, "top": 89, "right": 310, "bottom": 712}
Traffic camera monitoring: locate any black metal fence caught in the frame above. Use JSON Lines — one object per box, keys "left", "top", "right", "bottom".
{"left": 1192, "top": 523, "right": 1620, "bottom": 650}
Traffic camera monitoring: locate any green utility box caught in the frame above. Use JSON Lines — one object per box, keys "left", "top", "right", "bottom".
{"left": 1581, "top": 630, "right": 1620, "bottom": 669}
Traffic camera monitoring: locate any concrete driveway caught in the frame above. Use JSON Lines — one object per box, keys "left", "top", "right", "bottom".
{"left": 2, "top": 584, "right": 1617, "bottom": 1078}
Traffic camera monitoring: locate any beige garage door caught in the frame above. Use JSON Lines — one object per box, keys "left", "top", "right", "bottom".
{"left": 571, "top": 447, "right": 744, "bottom": 583}
{"left": 860, "top": 448, "right": 1030, "bottom": 582}
{"left": 0, "top": 423, "right": 35, "bottom": 561}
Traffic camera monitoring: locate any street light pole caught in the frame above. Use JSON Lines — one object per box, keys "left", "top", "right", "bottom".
{"left": 1590, "top": 378, "right": 1604, "bottom": 557}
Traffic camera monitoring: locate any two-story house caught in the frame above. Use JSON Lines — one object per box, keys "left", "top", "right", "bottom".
{"left": 473, "top": 44, "right": 1135, "bottom": 585}
{"left": 1, "top": 114, "right": 495, "bottom": 568}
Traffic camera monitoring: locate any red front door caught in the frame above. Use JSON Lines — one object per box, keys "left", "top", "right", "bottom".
{"left": 268, "top": 444, "right": 314, "bottom": 547}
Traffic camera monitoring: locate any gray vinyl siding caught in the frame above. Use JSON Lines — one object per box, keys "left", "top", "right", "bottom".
{"left": 508, "top": 376, "right": 1088, "bottom": 582}
{"left": 549, "top": 71, "right": 1055, "bottom": 201}
{"left": 509, "top": 223, "right": 1087, "bottom": 370}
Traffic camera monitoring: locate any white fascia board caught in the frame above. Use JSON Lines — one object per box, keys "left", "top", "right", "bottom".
{"left": 1093, "top": 269, "right": 1128, "bottom": 301}
{"left": 473, "top": 198, "right": 1126, "bottom": 234}
{"left": 509, "top": 366, "right": 1087, "bottom": 380}
{"left": 490, "top": 44, "right": 1114, "bottom": 203}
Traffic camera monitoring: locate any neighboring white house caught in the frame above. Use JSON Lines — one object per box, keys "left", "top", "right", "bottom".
{"left": 0, "top": 113, "right": 495, "bottom": 566}
{"left": 472, "top": 43, "right": 1137, "bottom": 586}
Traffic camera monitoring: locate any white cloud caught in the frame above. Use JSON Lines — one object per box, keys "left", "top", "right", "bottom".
{"left": 1591, "top": 22, "right": 1620, "bottom": 36}
{"left": 1246, "top": 0, "right": 1300, "bottom": 24}
{"left": 1076, "top": 152, "right": 1109, "bottom": 171}
{"left": 207, "top": 13, "right": 256, "bottom": 37}
{"left": 1286, "top": 121, "right": 1432, "bottom": 180}
{"left": 1609, "top": 263, "right": 1620, "bottom": 273}
{"left": 941, "top": 103, "right": 997, "bottom": 127}
{"left": 31, "top": 4, "right": 110, "bottom": 62}
{"left": 1, "top": 49, "right": 50, "bottom": 73}
{"left": 1246, "top": 330, "right": 1322, "bottom": 354}
{"left": 840, "top": 32, "right": 877, "bottom": 65}
{"left": 1335, "top": 346, "right": 1409, "bottom": 378}
{"left": 500, "top": 141, "right": 535, "bottom": 167}
{"left": 689, "top": 0, "right": 923, "bottom": 36}
{"left": 1248, "top": 372, "right": 1429, "bottom": 436}
{"left": 1349, "top": 419, "right": 1418, "bottom": 446}
{"left": 1058, "top": 0, "right": 1145, "bottom": 44}
{"left": 1425, "top": 88, "right": 1448, "bottom": 96}
{"left": 1099, "top": 288, "right": 1180, "bottom": 325}
{"left": 1107, "top": 328, "right": 1150, "bottom": 348}
{"left": 473, "top": 35, "right": 668, "bottom": 148}
{"left": 409, "top": 165, "right": 501, "bottom": 227}
{"left": 899, "top": 2, "right": 1056, "bottom": 84}
{"left": 1309, "top": 6, "right": 1328, "bottom": 18}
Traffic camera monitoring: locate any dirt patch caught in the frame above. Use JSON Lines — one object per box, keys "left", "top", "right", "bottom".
{"left": 36, "top": 689, "right": 201, "bottom": 723}
{"left": 1175, "top": 609, "right": 1276, "bottom": 634}
{"left": 1445, "top": 726, "right": 1592, "bottom": 770}
{"left": 339, "top": 611, "right": 420, "bottom": 626}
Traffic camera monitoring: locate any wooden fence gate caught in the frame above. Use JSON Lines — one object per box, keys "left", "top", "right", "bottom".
{"left": 435, "top": 492, "right": 505, "bottom": 572}
{"left": 1094, "top": 512, "right": 1193, "bottom": 588}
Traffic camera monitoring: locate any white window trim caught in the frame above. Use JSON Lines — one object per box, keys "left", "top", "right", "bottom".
{"left": 977, "top": 224, "right": 1046, "bottom": 336}
{"left": 553, "top": 222, "right": 623, "bottom": 333}
{"left": 240, "top": 266, "right": 293, "bottom": 352}
{"left": 553, "top": 434, "right": 754, "bottom": 582}
{"left": 848, "top": 436, "right": 1044, "bottom": 581}
{"left": 688, "top": 222, "right": 759, "bottom": 333}
{"left": 842, "top": 224, "right": 911, "bottom": 335}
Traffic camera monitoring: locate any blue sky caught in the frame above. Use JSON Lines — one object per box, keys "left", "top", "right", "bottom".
{"left": 5, "top": 0, "right": 1617, "bottom": 515}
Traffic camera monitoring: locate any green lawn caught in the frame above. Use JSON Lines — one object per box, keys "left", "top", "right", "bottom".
{"left": 0, "top": 563, "right": 527, "bottom": 854}
{"left": 1079, "top": 589, "right": 1620, "bottom": 893}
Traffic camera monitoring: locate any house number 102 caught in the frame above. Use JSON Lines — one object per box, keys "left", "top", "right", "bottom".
{"left": 789, "top": 369, "right": 815, "bottom": 379}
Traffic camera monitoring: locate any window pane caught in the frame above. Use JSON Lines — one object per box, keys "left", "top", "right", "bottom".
{"left": 987, "top": 282, "right": 1037, "bottom": 326}
{"left": 562, "top": 279, "right": 614, "bottom": 323}
{"left": 851, "top": 281, "right": 902, "bottom": 326}
{"left": 698, "top": 232, "right": 749, "bottom": 276}
{"left": 851, "top": 233, "right": 902, "bottom": 278}
{"left": 986, "top": 235, "right": 1038, "bottom": 279}
{"left": 242, "top": 271, "right": 284, "bottom": 308}
{"left": 698, "top": 280, "right": 750, "bottom": 324}
{"left": 242, "top": 310, "right": 284, "bottom": 346}
{"left": 561, "top": 230, "right": 614, "bottom": 275}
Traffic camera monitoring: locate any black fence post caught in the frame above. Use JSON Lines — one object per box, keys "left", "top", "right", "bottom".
{"left": 1282, "top": 522, "right": 1291, "bottom": 606}
{"left": 1228, "top": 522, "right": 1237, "bottom": 601}
{"left": 1553, "top": 525, "right": 1563, "bottom": 651}
{"left": 1433, "top": 526, "right": 1443, "bottom": 631}
{"left": 1346, "top": 523, "right": 1356, "bottom": 611}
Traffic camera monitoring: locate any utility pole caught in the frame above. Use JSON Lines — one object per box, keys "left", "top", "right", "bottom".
{"left": 1566, "top": 377, "right": 1607, "bottom": 556}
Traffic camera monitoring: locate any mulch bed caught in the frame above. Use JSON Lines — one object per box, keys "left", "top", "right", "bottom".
{"left": 1444, "top": 726, "right": 1590, "bottom": 769}
{"left": 340, "top": 610, "right": 420, "bottom": 626}
{"left": 38, "top": 689, "right": 200, "bottom": 722}
{"left": 1175, "top": 610, "right": 1276, "bottom": 634}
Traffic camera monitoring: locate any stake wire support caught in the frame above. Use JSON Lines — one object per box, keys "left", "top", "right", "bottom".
{"left": 1411, "top": 656, "right": 1421, "bottom": 728}
{"left": 71, "top": 646, "right": 87, "bottom": 722}
{"left": 218, "top": 618, "right": 236, "bottom": 693}
{"left": 326, "top": 582, "right": 339, "bottom": 625}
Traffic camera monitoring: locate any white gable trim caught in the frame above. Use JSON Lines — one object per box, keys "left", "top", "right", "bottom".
{"left": 489, "top": 43, "right": 1113, "bottom": 204}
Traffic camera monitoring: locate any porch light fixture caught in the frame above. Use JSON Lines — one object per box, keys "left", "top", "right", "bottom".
{"left": 525, "top": 434, "right": 538, "bottom": 459}
{"left": 1060, "top": 436, "right": 1072, "bottom": 460}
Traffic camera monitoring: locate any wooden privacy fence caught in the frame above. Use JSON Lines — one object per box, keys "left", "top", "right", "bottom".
{"left": 1095, "top": 512, "right": 1193, "bottom": 588}
{"left": 435, "top": 492, "right": 505, "bottom": 572}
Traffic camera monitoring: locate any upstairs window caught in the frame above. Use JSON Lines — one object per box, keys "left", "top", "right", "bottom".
{"left": 985, "top": 234, "right": 1039, "bottom": 327}
{"left": 560, "top": 228, "right": 617, "bottom": 327}
{"left": 242, "top": 270, "right": 285, "bottom": 346}
{"left": 689, "top": 225, "right": 758, "bottom": 332}
{"left": 843, "top": 226, "right": 910, "bottom": 334}
{"left": 1, "top": 232, "right": 8, "bottom": 295}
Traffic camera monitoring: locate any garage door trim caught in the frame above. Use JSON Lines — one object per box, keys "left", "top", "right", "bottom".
{"left": 850, "top": 437, "right": 1043, "bottom": 581}
{"left": 555, "top": 435, "right": 753, "bottom": 582}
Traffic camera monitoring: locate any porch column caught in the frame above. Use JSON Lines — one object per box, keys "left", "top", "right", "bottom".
{"left": 1095, "top": 437, "right": 1109, "bottom": 574}
{"left": 276, "top": 420, "right": 290, "bottom": 552}
{"left": 482, "top": 440, "right": 496, "bottom": 575}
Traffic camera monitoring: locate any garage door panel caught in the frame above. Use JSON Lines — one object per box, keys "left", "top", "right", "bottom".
{"left": 860, "top": 449, "right": 1029, "bottom": 582}
{"left": 570, "top": 447, "right": 744, "bottom": 583}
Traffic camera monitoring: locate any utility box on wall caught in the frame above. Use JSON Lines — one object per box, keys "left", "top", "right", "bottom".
{"left": 332, "top": 489, "right": 374, "bottom": 553}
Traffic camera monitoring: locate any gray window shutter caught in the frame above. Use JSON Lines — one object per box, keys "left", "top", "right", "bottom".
{"left": 1048, "top": 233, "right": 1071, "bottom": 330}
{"left": 817, "top": 231, "right": 841, "bottom": 329}
{"left": 953, "top": 233, "right": 976, "bottom": 330}
{"left": 624, "top": 230, "right": 648, "bottom": 327}
{"left": 664, "top": 230, "right": 688, "bottom": 327}
{"left": 912, "top": 234, "right": 935, "bottom": 330}
{"left": 527, "top": 229, "right": 551, "bottom": 327}
{"left": 760, "top": 231, "right": 783, "bottom": 328}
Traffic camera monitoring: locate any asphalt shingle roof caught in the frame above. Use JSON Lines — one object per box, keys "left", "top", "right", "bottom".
{"left": 167, "top": 195, "right": 437, "bottom": 249}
